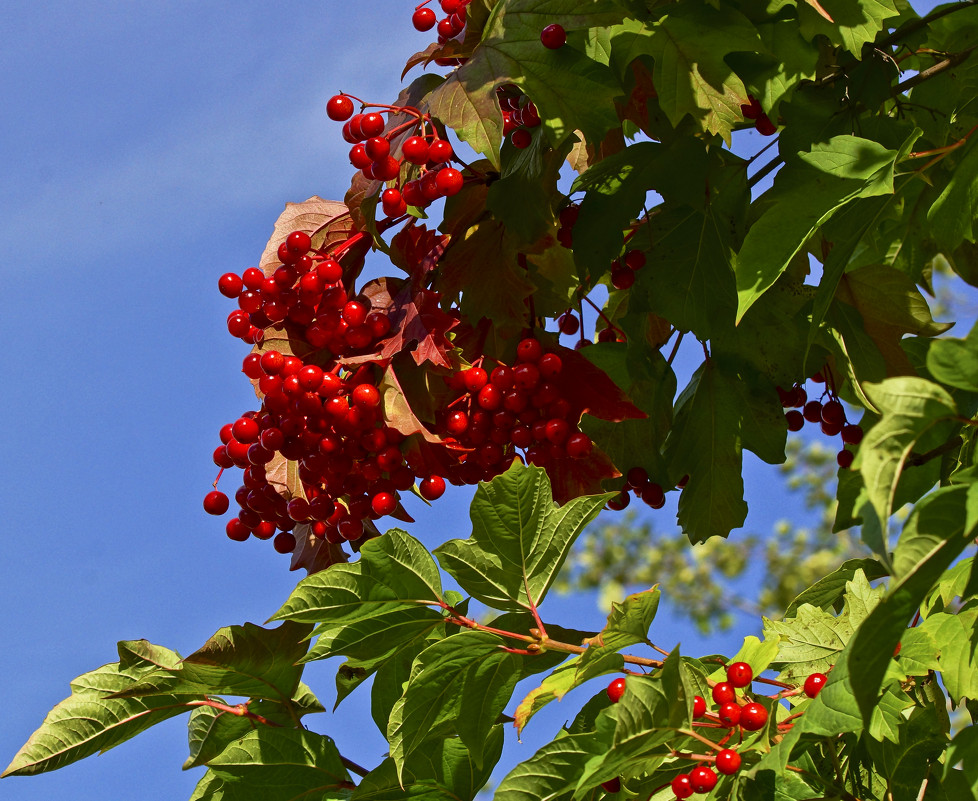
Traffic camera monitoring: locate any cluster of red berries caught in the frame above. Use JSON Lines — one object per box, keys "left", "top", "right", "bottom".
{"left": 740, "top": 95, "right": 777, "bottom": 136}
{"left": 211, "top": 232, "right": 455, "bottom": 552}
{"left": 497, "top": 86, "right": 542, "bottom": 150}
{"left": 411, "top": 0, "right": 469, "bottom": 39}
{"left": 326, "top": 94, "right": 464, "bottom": 212}
{"left": 780, "top": 371, "right": 863, "bottom": 468}
{"left": 606, "top": 466, "right": 670, "bottom": 511}
{"left": 436, "top": 337, "right": 594, "bottom": 483}
{"left": 557, "top": 203, "right": 578, "bottom": 248}
{"left": 609, "top": 248, "right": 646, "bottom": 290}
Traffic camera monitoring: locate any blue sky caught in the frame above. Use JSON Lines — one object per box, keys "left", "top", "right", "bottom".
{"left": 0, "top": 1, "right": 943, "bottom": 799}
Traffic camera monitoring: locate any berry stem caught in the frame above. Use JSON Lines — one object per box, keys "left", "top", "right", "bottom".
{"left": 580, "top": 294, "right": 626, "bottom": 341}
{"left": 212, "top": 468, "right": 224, "bottom": 489}
{"left": 667, "top": 331, "right": 684, "bottom": 365}
{"left": 676, "top": 728, "right": 724, "bottom": 752}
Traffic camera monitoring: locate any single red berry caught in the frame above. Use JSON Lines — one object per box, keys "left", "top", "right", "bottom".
{"left": 841, "top": 424, "right": 864, "bottom": 444}
{"left": 232, "top": 417, "right": 260, "bottom": 444}
{"left": 419, "top": 475, "right": 446, "bottom": 501}
{"left": 565, "top": 432, "right": 592, "bottom": 459}
{"left": 446, "top": 410, "right": 469, "bottom": 435}
{"left": 326, "top": 94, "right": 354, "bottom": 121}
{"left": 837, "top": 449, "right": 855, "bottom": 469}
{"left": 352, "top": 383, "right": 381, "bottom": 409}
{"left": 623, "top": 249, "right": 646, "bottom": 270}
{"left": 371, "top": 492, "right": 397, "bottom": 517}
{"left": 428, "top": 138, "right": 454, "bottom": 163}
{"left": 611, "top": 267, "right": 635, "bottom": 290}
{"left": 671, "top": 774, "right": 694, "bottom": 799}
{"left": 640, "top": 483, "right": 665, "bottom": 509}
{"left": 607, "top": 490, "right": 630, "bottom": 510}
{"left": 739, "top": 701, "right": 768, "bottom": 731}
{"left": 517, "top": 338, "right": 543, "bottom": 363}
{"left": 365, "top": 136, "right": 390, "bottom": 162}
{"left": 606, "top": 677, "right": 626, "bottom": 703}
{"left": 712, "top": 682, "right": 736, "bottom": 705}
{"left": 740, "top": 95, "right": 762, "bottom": 120}
{"left": 226, "top": 518, "right": 251, "bottom": 541}
{"left": 821, "top": 399, "right": 845, "bottom": 426}
{"left": 785, "top": 409, "right": 804, "bottom": 431}
{"left": 558, "top": 312, "right": 579, "bottom": 335}
{"left": 692, "top": 695, "right": 706, "bottom": 718}
{"left": 242, "top": 267, "right": 265, "bottom": 290}
{"left": 718, "top": 702, "right": 741, "bottom": 728}
{"left": 689, "top": 765, "right": 717, "bottom": 793}
{"left": 540, "top": 23, "right": 566, "bottom": 49}
{"left": 755, "top": 114, "right": 777, "bottom": 136}
{"left": 715, "top": 748, "right": 741, "bottom": 775}
{"left": 203, "top": 491, "right": 230, "bottom": 516}
{"left": 559, "top": 205, "right": 579, "bottom": 227}
{"left": 803, "top": 400, "right": 823, "bottom": 423}
{"left": 804, "top": 672, "right": 827, "bottom": 698}
{"left": 273, "top": 531, "right": 296, "bottom": 553}
{"left": 726, "top": 662, "right": 753, "bottom": 688}
{"left": 600, "top": 777, "right": 620, "bottom": 794}
{"left": 436, "top": 167, "right": 464, "bottom": 196}
{"left": 286, "top": 231, "right": 311, "bottom": 254}
{"left": 412, "top": 6, "right": 437, "bottom": 31}
{"left": 218, "top": 272, "right": 243, "bottom": 298}
{"left": 401, "top": 136, "right": 430, "bottom": 164}
{"left": 360, "top": 112, "right": 385, "bottom": 138}
{"left": 510, "top": 128, "right": 532, "bottom": 149}
{"left": 338, "top": 516, "right": 364, "bottom": 541}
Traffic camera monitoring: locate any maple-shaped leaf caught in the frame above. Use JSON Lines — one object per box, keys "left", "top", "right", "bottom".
{"left": 388, "top": 223, "right": 449, "bottom": 289}
{"left": 552, "top": 345, "right": 646, "bottom": 424}
{"left": 546, "top": 443, "right": 622, "bottom": 504}
{"left": 645, "top": 3, "right": 765, "bottom": 143}
{"left": 436, "top": 219, "right": 536, "bottom": 335}
{"left": 289, "top": 523, "right": 350, "bottom": 576}
{"left": 425, "top": 0, "right": 626, "bottom": 163}
{"left": 258, "top": 197, "right": 356, "bottom": 275}
{"left": 363, "top": 277, "right": 460, "bottom": 369}
{"left": 834, "top": 263, "right": 952, "bottom": 375}
{"left": 797, "top": 0, "right": 899, "bottom": 56}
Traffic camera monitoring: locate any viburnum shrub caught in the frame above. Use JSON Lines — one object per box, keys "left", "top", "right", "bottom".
{"left": 7, "top": 1, "right": 978, "bottom": 799}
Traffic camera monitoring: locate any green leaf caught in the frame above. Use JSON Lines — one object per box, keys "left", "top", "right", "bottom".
{"left": 664, "top": 361, "right": 749, "bottom": 543}
{"left": 927, "top": 321, "right": 978, "bottom": 393}
{"left": 188, "top": 728, "right": 350, "bottom": 801}
{"left": 927, "top": 127, "right": 978, "bottom": 250}
{"left": 647, "top": 3, "right": 764, "bottom": 142}
{"left": 494, "top": 731, "right": 606, "bottom": 801}
{"left": 111, "top": 621, "right": 312, "bottom": 703}
{"left": 513, "top": 658, "right": 579, "bottom": 735}
{"left": 858, "top": 378, "right": 958, "bottom": 537}
{"left": 848, "top": 485, "right": 978, "bottom": 723}
{"left": 3, "top": 652, "right": 189, "bottom": 777}
{"left": 944, "top": 724, "right": 978, "bottom": 796}
{"left": 426, "top": 0, "right": 626, "bottom": 156}
{"left": 271, "top": 530, "right": 445, "bottom": 662}
{"left": 736, "top": 137, "right": 899, "bottom": 321}
{"left": 183, "top": 684, "right": 323, "bottom": 770}
{"left": 920, "top": 602, "right": 978, "bottom": 705}
{"left": 387, "top": 631, "right": 513, "bottom": 778}
{"left": 765, "top": 569, "right": 883, "bottom": 683}
{"left": 797, "top": 0, "right": 900, "bottom": 55}
{"left": 785, "top": 557, "right": 888, "bottom": 617}
{"left": 434, "top": 460, "right": 610, "bottom": 611}
{"left": 353, "top": 728, "right": 503, "bottom": 801}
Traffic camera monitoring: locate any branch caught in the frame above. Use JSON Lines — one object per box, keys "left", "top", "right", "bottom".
{"left": 878, "top": 0, "right": 978, "bottom": 50}
{"left": 905, "top": 434, "right": 962, "bottom": 467}
{"left": 893, "top": 43, "right": 978, "bottom": 95}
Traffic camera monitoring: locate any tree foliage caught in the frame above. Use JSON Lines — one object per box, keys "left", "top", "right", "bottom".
{"left": 7, "top": 0, "right": 978, "bottom": 799}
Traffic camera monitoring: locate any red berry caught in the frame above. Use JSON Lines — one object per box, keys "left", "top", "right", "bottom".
{"left": 218, "top": 272, "right": 243, "bottom": 298}
{"left": 371, "top": 492, "right": 397, "bottom": 517}
{"left": 428, "top": 139, "right": 454, "bottom": 163}
{"left": 232, "top": 417, "right": 260, "bottom": 444}
{"left": 785, "top": 409, "right": 804, "bottom": 431}
{"left": 726, "top": 662, "right": 753, "bottom": 688}
{"left": 837, "top": 449, "right": 855, "bottom": 469}
{"left": 203, "top": 491, "right": 230, "bottom": 516}
{"left": 226, "top": 518, "right": 251, "bottom": 542}
{"left": 606, "top": 677, "right": 626, "bottom": 703}
{"left": 623, "top": 249, "right": 646, "bottom": 270}
{"left": 611, "top": 267, "right": 635, "bottom": 290}
{"left": 326, "top": 94, "right": 354, "bottom": 121}
{"left": 718, "top": 702, "right": 741, "bottom": 727}
{"left": 803, "top": 400, "right": 823, "bottom": 423}
{"left": 821, "top": 399, "right": 845, "bottom": 426}
{"left": 558, "top": 312, "right": 579, "bottom": 335}
{"left": 446, "top": 410, "right": 469, "bottom": 435}
{"left": 436, "top": 167, "right": 464, "bottom": 196}
{"left": 640, "top": 483, "right": 665, "bottom": 509}
{"left": 419, "top": 475, "right": 446, "bottom": 501}
{"left": 671, "top": 774, "right": 694, "bottom": 799}
{"left": 273, "top": 531, "right": 296, "bottom": 553}
{"left": 804, "top": 672, "right": 827, "bottom": 698}
{"left": 711, "top": 682, "right": 736, "bottom": 705}
{"left": 755, "top": 113, "right": 777, "bottom": 136}
{"left": 692, "top": 695, "right": 706, "bottom": 718}
{"left": 600, "top": 777, "right": 620, "bottom": 793}
{"left": 739, "top": 701, "right": 768, "bottom": 731}
{"left": 352, "top": 383, "right": 381, "bottom": 409}
{"left": 286, "top": 231, "right": 311, "bottom": 254}
{"left": 517, "top": 338, "right": 543, "bottom": 363}
{"left": 360, "top": 113, "right": 385, "bottom": 138}
{"left": 841, "top": 424, "right": 864, "bottom": 444}
{"left": 540, "top": 23, "right": 566, "bottom": 49}
{"left": 565, "top": 432, "right": 592, "bottom": 459}
{"left": 689, "top": 765, "right": 717, "bottom": 793}
{"left": 715, "top": 748, "right": 741, "bottom": 775}
{"left": 510, "top": 128, "right": 532, "bottom": 149}
{"left": 401, "top": 136, "right": 430, "bottom": 165}
{"left": 412, "top": 7, "right": 437, "bottom": 31}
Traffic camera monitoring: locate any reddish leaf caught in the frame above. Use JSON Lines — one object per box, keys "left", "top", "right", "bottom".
{"left": 617, "top": 60, "right": 658, "bottom": 138}
{"left": 258, "top": 197, "right": 353, "bottom": 276}
{"left": 545, "top": 445, "right": 622, "bottom": 504}
{"left": 388, "top": 224, "right": 449, "bottom": 288}
{"left": 553, "top": 346, "right": 647, "bottom": 423}
{"left": 378, "top": 360, "right": 445, "bottom": 443}
{"left": 289, "top": 523, "right": 350, "bottom": 575}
